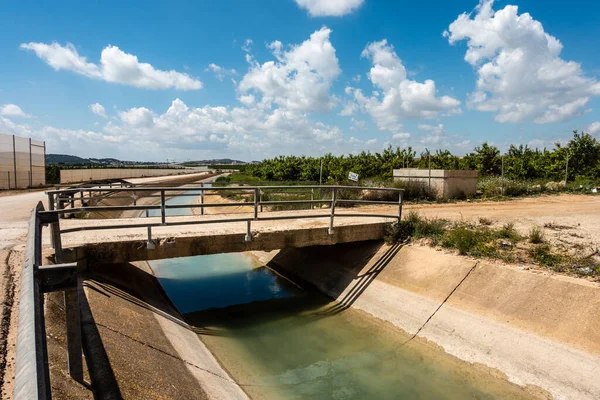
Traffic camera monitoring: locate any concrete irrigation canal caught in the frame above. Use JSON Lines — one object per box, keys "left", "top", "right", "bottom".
{"left": 9, "top": 177, "right": 600, "bottom": 399}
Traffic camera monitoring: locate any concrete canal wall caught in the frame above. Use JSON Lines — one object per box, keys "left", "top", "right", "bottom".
{"left": 269, "top": 242, "right": 600, "bottom": 400}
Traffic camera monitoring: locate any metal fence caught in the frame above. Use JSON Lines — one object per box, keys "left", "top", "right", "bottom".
{"left": 0, "top": 133, "right": 46, "bottom": 189}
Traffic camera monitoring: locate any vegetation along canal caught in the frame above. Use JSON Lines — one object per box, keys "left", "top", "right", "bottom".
{"left": 148, "top": 192, "right": 538, "bottom": 400}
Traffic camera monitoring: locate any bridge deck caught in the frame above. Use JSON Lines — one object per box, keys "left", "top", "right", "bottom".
{"left": 50, "top": 209, "right": 394, "bottom": 264}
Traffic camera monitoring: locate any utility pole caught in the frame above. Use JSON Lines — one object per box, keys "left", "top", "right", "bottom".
{"left": 501, "top": 155, "right": 504, "bottom": 196}
{"left": 319, "top": 159, "right": 323, "bottom": 186}
{"left": 565, "top": 153, "right": 569, "bottom": 183}
{"left": 427, "top": 149, "right": 431, "bottom": 192}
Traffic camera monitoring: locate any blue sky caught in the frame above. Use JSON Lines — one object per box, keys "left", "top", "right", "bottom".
{"left": 1, "top": 0, "right": 600, "bottom": 161}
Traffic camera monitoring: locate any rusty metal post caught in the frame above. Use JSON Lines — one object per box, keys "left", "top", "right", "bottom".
{"left": 311, "top": 188, "right": 314, "bottom": 210}
{"left": 328, "top": 188, "right": 337, "bottom": 235}
{"left": 160, "top": 190, "right": 166, "bottom": 225}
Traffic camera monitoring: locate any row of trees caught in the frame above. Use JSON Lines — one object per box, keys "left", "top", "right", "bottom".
{"left": 245, "top": 131, "right": 600, "bottom": 183}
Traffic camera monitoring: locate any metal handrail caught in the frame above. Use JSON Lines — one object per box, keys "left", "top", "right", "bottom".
{"left": 45, "top": 185, "right": 404, "bottom": 246}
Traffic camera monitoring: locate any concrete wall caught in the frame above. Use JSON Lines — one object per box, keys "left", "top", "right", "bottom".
{"left": 60, "top": 167, "right": 209, "bottom": 184}
{"left": 393, "top": 168, "right": 478, "bottom": 198}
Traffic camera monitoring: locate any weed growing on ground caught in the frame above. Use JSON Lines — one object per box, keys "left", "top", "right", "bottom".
{"left": 495, "top": 222, "right": 522, "bottom": 242}
{"left": 529, "top": 226, "right": 545, "bottom": 244}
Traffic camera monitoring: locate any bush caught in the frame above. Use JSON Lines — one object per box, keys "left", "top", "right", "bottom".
{"left": 479, "top": 217, "right": 493, "bottom": 226}
{"left": 442, "top": 226, "right": 484, "bottom": 255}
{"left": 529, "top": 226, "right": 545, "bottom": 244}
{"left": 384, "top": 211, "right": 447, "bottom": 244}
{"left": 495, "top": 222, "right": 522, "bottom": 242}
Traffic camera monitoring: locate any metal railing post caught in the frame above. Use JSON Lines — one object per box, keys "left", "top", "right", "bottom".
{"left": 49, "top": 194, "right": 63, "bottom": 259}
{"left": 259, "top": 190, "right": 263, "bottom": 213}
{"left": 245, "top": 221, "right": 252, "bottom": 242}
{"left": 200, "top": 183, "right": 204, "bottom": 216}
{"left": 64, "top": 286, "right": 83, "bottom": 383}
{"left": 328, "top": 188, "right": 337, "bottom": 235}
{"left": 146, "top": 210, "right": 155, "bottom": 249}
{"left": 311, "top": 188, "right": 314, "bottom": 210}
{"left": 132, "top": 190, "right": 137, "bottom": 206}
{"left": 254, "top": 188, "right": 259, "bottom": 220}
{"left": 160, "top": 190, "right": 166, "bottom": 225}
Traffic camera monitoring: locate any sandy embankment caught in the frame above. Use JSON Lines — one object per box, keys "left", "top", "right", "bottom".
{"left": 269, "top": 242, "right": 600, "bottom": 400}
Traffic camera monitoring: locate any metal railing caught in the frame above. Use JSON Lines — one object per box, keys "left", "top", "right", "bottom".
{"left": 44, "top": 185, "right": 404, "bottom": 249}
{"left": 14, "top": 202, "right": 79, "bottom": 400}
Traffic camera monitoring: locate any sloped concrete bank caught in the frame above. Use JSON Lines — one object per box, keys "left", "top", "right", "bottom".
{"left": 269, "top": 242, "right": 600, "bottom": 400}
{"left": 45, "top": 260, "right": 248, "bottom": 399}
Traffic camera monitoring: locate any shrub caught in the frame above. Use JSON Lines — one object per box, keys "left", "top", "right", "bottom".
{"left": 442, "top": 226, "right": 485, "bottom": 255}
{"left": 495, "top": 222, "right": 522, "bottom": 242}
{"left": 529, "top": 226, "right": 545, "bottom": 244}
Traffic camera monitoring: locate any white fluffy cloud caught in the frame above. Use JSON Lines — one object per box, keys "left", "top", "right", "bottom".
{"left": 587, "top": 121, "right": 600, "bottom": 135}
{"left": 0, "top": 104, "right": 30, "bottom": 118}
{"left": 20, "top": 42, "right": 202, "bottom": 90}
{"left": 294, "top": 0, "right": 364, "bottom": 17}
{"left": 239, "top": 27, "right": 341, "bottom": 112}
{"left": 88, "top": 103, "right": 107, "bottom": 118}
{"left": 206, "top": 63, "right": 237, "bottom": 81}
{"left": 346, "top": 40, "right": 461, "bottom": 132}
{"left": 0, "top": 97, "right": 354, "bottom": 160}
{"left": 119, "top": 107, "right": 155, "bottom": 127}
{"left": 445, "top": 0, "right": 600, "bottom": 124}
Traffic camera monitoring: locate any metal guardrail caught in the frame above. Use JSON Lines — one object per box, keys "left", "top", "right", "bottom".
{"left": 14, "top": 202, "right": 50, "bottom": 400}
{"left": 14, "top": 202, "right": 81, "bottom": 399}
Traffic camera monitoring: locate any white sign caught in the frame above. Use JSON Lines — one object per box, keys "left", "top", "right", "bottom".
{"left": 348, "top": 172, "right": 359, "bottom": 182}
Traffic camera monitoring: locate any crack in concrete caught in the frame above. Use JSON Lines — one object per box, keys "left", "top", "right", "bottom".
{"left": 402, "top": 261, "right": 479, "bottom": 346}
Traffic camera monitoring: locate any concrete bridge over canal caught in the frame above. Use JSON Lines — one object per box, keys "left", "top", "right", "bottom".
{"left": 44, "top": 184, "right": 403, "bottom": 265}
{"left": 14, "top": 183, "right": 404, "bottom": 399}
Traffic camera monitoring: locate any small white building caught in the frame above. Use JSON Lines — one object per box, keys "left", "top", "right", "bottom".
{"left": 393, "top": 168, "right": 478, "bottom": 199}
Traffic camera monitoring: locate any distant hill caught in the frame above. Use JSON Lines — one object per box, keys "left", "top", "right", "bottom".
{"left": 46, "top": 154, "right": 90, "bottom": 164}
{"left": 187, "top": 159, "right": 247, "bottom": 165}
{"left": 46, "top": 154, "right": 248, "bottom": 166}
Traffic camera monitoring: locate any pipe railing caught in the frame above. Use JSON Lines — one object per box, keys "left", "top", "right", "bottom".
{"left": 44, "top": 185, "right": 404, "bottom": 245}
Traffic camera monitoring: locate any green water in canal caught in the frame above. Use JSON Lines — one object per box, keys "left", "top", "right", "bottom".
{"left": 151, "top": 253, "right": 535, "bottom": 400}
